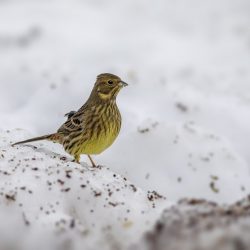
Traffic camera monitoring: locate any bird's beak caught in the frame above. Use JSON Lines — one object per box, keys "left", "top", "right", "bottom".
{"left": 119, "top": 81, "right": 128, "bottom": 87}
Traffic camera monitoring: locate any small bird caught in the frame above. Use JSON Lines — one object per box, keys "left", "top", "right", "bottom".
{"left": 12, "top": 73, "right": 128, "bottom": 167}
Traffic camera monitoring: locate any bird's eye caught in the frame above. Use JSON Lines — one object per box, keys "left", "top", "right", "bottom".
{"left": 107, "top": 80, "right": 113, "bottom": 85}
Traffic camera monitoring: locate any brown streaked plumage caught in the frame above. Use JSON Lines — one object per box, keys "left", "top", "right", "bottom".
{"left": 12, "top": 73, "right": 128, "bottom": 167}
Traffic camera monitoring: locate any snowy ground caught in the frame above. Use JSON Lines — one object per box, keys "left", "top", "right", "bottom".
{"left": 0, "top": 129, "right": 167, "bottom": 250}
{"left": 0, "top": 0, "right": 250, "bottom": 249}
{"left": 135, "top": 197, "right": 250, "bottom": 250}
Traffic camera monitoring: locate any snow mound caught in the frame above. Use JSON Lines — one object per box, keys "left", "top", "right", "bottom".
{"left": 135, "top": 196, "right": 250, "bottom": 250}
{"left": 103, "top": 120, "right": 250, "bottom": 204}
{"left": 0, "top": 129, "right": 167, "bottom": 250}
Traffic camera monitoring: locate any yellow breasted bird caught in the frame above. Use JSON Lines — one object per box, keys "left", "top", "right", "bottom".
{"left": 12, "top": 73, "right": 128, "bottom": 167}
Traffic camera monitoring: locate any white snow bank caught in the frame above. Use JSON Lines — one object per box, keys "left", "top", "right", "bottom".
{"left": 0, "top": 129, "right": 167, "bottom": 250}
{"left": 135, "top": 197, "right": 250, "bottom": 250}
{"left": 101, "top": 119, "right": 250, "bottom": 204}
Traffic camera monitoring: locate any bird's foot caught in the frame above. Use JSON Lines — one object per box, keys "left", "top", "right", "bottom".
{"left": 72, "top": 159, "right": 80, "bottom": 164}
{"left": 87, "top": 155, "right": 98, "bottom": 168}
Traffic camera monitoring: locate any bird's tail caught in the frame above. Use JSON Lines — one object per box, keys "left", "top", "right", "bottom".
{"left": 12, "top": 133, "right": 61, "bottom": 146}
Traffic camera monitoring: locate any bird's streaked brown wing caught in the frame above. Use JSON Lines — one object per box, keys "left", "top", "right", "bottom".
{"left": 57, "top": 104, "right": 89, "bottom": 135}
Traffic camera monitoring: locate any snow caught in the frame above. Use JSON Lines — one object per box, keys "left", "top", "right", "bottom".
{"left": 0, "top": 129, "right": 167, "bottom": 250}
{"left": 135, "top": 197, "right": 250, "bottom": 250}
{"left": 0, "top": 0, "right": 250, "bottom": 248}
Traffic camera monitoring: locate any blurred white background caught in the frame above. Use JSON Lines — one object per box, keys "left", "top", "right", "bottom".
{"left": 1, "top": 0, "right": 250, "bottom": 203}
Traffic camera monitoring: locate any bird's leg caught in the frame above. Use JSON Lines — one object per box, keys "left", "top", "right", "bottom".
{"left": 73, "top": 154, "right": 80, "bottom": 164}
{"left": 87, "top": 155, "right": 97, "bottom": 167}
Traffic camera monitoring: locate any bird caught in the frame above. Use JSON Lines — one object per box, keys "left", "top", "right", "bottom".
{"left": 12, "top": 73, "right": 128, "bottom": 167}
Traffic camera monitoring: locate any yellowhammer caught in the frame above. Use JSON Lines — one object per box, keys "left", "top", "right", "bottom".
{"left": 12, "top": 73, "right": 128, "bottom": 167}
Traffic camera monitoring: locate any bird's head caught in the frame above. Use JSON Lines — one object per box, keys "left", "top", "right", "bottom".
{"left": 92, "top": 73, "right": 128, "bottom": 102}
